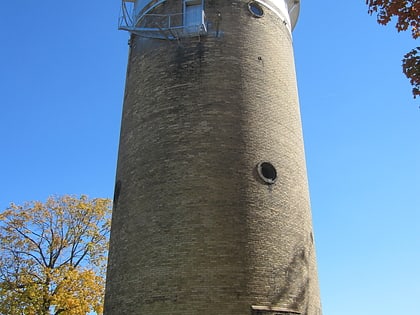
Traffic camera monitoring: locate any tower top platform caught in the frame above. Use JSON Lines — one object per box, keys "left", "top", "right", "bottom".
{"left": 119, "top": 0, "right": 300, "bottom": 39}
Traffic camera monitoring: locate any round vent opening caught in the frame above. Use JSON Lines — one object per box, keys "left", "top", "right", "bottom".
{"left": 257, "top": 162, "right": 277, "bottom": 184}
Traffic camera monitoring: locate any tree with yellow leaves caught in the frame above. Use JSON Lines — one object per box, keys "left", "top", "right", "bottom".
{"left": 0, "top": 195, "right": 111, "bottom": 315}
{"left": 366, "top": 0, "right": 420, "bottom": 98}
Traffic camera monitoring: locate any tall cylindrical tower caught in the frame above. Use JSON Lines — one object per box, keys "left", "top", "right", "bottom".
{"left": 104, "top": 0, "right": 322, "bottom": 314}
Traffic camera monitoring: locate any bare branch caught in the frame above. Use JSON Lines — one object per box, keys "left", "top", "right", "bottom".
{"left": 12, "top": 227, "right": 49, "bottom": 267}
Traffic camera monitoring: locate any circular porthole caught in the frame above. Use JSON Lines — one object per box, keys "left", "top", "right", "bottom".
{"left": 257, "top": 162, "right": 277, "bottom": 184}
{"left": 248, "top": 1, "right": 264, "bottom": 18}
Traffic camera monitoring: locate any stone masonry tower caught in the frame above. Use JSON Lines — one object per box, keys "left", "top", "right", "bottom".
{"left": 104, "top": 0, "right": 322, "bottom": 314}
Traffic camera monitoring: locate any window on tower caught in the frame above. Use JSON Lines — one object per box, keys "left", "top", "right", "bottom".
{"left": 248, "top": 1, "right": 264, "bottom": 17}
{"left": 251, "top": 305, "right": 301, "bottom": 315}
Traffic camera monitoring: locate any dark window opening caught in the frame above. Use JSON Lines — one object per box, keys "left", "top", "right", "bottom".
{"left": 251, "top": 305, "right": 301, "bottom": 315}
{"left": 248, "top": 1, "right": 264, "bottom": 17}
{"left": 257, "top": 162, "right": 277, "bottom": 184}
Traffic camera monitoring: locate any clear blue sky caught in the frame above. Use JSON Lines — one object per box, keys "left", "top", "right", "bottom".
{"left": 0, "top": 1, "right": 419, "bottom": 314}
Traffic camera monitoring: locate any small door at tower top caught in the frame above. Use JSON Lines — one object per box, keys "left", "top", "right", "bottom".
{"left": 183, "top": 0, "right": 204, "bottom": 33}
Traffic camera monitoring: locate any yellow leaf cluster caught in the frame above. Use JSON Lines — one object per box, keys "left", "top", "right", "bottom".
{"left": 0, "top": 195, "right": 112, "bottom": 315}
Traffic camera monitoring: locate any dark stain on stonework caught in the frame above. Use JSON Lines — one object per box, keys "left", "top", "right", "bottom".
{"left": 173, "top": 42, "right": 207, "bottom": 77}
{"left": 272, "top": 247, "right": 310, "bottom": 311}
{"left": 196, "top": 41, "right": 205, "bottom": 63}
{"left": 113, "top": 180, "right": 122, "bottom": 209}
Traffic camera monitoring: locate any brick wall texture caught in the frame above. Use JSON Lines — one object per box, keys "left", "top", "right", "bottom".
{"left": 104, "top": 0, "right": 322, "bottom": 314}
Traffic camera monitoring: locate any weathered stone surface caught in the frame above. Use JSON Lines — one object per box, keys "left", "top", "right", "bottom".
{"left": 104, "top": 0, "right": 322, "bottom": 314}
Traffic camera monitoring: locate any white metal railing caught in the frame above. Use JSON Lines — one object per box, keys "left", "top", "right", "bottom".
{"left": 138, "top": 13, "right": 184, "bottom": 29}
{"left": 119, "top": 0, "right": 134, "bottom": 30}
{"left": 119, "top": 0, "right": 207, "bottom": 39}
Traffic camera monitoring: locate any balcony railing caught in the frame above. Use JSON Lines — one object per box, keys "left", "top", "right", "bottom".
{"left": 119, "top": 0, "right": 207, "bottom": 39}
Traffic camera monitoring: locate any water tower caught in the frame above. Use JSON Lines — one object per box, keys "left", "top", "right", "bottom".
{"left": 104, "top": 0, "right": 322, "bottom": 314}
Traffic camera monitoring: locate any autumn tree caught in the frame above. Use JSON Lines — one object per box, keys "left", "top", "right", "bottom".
{"left": 366, "top": 0, "right": 420, "bottom": 98}
{"left": 0, "top": 195, "right": 111, "bottom": 315}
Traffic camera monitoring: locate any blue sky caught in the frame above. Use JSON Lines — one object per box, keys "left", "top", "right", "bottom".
{"left": 0, "top": 1, "right": 419, "bottom": 314}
